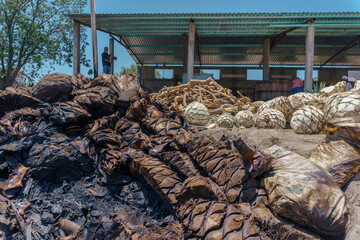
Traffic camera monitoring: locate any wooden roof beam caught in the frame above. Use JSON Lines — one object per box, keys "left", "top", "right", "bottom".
{"left": 195, "top": 31, "right": 202, "bottom": 66}
{"left": 321, "top": 35, "right": 360, "bottom": 67}
{"left": 110, "top": 34, "right": 143, "bottom": 65}
{"left": 270, "top": 18, "right": 316, "bottom": 51}
{"left": 74, "top": 19, "right": 143, "bottom": 65}
{"left": 259, "top": 18, "right": 316, "bottom": 66}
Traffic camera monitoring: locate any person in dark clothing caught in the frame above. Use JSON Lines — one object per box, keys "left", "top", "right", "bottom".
{"left": 101, "top": 47, "right": 111, "bottom": 74}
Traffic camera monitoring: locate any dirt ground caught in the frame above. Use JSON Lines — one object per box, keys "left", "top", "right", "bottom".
{"left": 197, "top": 127, "right": 326, "bottom": 156}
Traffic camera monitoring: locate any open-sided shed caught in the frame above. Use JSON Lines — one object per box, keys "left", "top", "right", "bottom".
{"left": 68, "top": 12, "right": 360, "bottom": 98}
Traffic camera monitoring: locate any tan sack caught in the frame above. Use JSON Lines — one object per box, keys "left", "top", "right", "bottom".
{"left": 262, "top": 145, "right": 348, "bottom": 236}
{"left": 326, "top": 118, "right": 360, "bottom": 150}
{"left": 309, "top": 140, "right": 360, "bottom": 187}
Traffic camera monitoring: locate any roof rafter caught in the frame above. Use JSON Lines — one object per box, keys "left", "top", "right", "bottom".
{"left": 74, "top": 19, "right": 143, "bottom": 65}
{"left": 195, "top": 31, "right": 202, "bottom": 66}
{"left": 321, "top": 35, "right": 360, "bottom": 67}
{"left": 270, "top": 18, "right": 316, "bottom": 51}
{"left": 259, "top": 18, "right": 316, "bottom": 66}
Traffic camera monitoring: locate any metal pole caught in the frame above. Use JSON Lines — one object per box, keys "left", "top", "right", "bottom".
{"left": 263, "top": 38, "right": 270, "bottom": 80}
{"left": 73, "top": 21, "right": 81, "bottom": 75}
{"left": 305, "top": 26, "right": 315, "bottom": 92}
{"left": 90, "top": 0, "right": 98, "bottom": 78}
{"left": 109, "top": 37, "right": 114, "bottom": 75}
{"left": 187, "top": 20, "right": 195, "bottom": 82}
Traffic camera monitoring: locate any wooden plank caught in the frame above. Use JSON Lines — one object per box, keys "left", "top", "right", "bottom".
{"left": 90, "top": 0, "right": 98, "bottom": 78}
{"left": 182, "top": 33, "right": 188, "bottom": 73}
{"left": 187, "top": 20, "right": 196, "bottom": 82}
{"left": 195, "top": 32, "right": 202, "bottom": 66}
{"left": 109, "top": 37, "right": 114, "bottom": 75}
{"left": 271, "top": 74, "right": 292, "bottom": 79}
{"left": 263, "top": 38, "right": 270, "bottom": 80}
{"left": 221, "top": 74, "right": 246, "bottom": 78}
{"left": 73, "top": 21, "right": 81, "bottom": 74}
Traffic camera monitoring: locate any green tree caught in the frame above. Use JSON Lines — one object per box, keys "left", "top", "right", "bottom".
{"left": 117, "top": 63, "right": 138, "bottom": 75}
{"left": 0, "top": 0, "right": 89, "bottom": 89}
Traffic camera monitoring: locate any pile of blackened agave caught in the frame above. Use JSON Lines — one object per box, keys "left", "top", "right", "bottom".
{"left": 0, "top": 73, "right": 358, "bottom": 239}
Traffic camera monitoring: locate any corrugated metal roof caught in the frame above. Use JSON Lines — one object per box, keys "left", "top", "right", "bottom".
{"left": 68, "top": 12, "right": 360, "bottom": 66}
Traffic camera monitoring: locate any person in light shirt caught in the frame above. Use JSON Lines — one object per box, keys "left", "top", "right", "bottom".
{"left": 292, "top": 77, "right": 303, "bottom": 94}
{"left": 342, "top": 75, "right": 355, "bottom": 91}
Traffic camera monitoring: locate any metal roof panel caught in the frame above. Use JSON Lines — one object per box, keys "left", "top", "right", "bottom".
{"left": 68, "top": 12, "right": 360, "bottom": 66}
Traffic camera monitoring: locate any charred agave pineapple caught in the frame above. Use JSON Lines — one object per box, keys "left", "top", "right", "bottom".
{"left": 79, "top": 99, "right": 323, "bottom": 240}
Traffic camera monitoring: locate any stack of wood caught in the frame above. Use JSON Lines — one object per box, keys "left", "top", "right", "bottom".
{"left": 151, "top": 78, "right": 251, "bottom": 115}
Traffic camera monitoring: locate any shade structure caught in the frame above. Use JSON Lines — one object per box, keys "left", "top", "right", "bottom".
{"left": 68, "top": 12, "right": 360, "bottom": 66}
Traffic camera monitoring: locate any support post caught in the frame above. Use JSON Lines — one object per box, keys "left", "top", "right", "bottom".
{"left": 195, "top": 32, "right": 202, "bottom": 66}
{"left": 73, "top": 21, "right": 81, "bottom": 75}
{"left": 182, "top": 33, "right": 188, "bottom": 74}
{"left": 305, "top": 26, "right": 315, "bottom": 92}
{"left": 109, "top": 37, "right": 114, "bottom": 75}
{"left": 137, "top": 65, "right": 141, "bottom": 84}
{"left": 263, "top": 38, "right": 270, "bottom": 80}
{"left": 187, "top": 20, "right": 196, "bottom": 82}
{"left": 90, "top": 0, "right": 98, "bottom": 78}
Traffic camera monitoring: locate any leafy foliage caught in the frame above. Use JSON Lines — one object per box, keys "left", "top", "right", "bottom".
{"left": 117, "top": 64, "right": 138, "bottom": 75}
{"left": 313, "top": 82, "right": 326, "bottom": 93}
{"left": 0, "top": 0, "right": 89, "bottom": 89}
{"left": 305, "top": 82, "right": 327, "bottom": 93}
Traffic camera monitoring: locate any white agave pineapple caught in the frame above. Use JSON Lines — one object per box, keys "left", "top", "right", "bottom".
{"left": 320, "top": 81, "right": 346, "bottom": 97}
{"left": 184, "top": 102, "right": 210, "bottom": 126}
{"left": 252, "top": 101, "right": 265, "bottom": 113}
{"left": 216, "top": 113, "right": 234, "bottom": 128}
{"left": 307, "top": 93, "right": 326, "bottom": 110}
{"left": 288, "top": 92, "right": 311, "bottom": 110}
{"left": 255, "top": 109, "right": 286, "bottom": 129}
{"left": 257, "top": 96, "right": 293, "bottom": 122}
{"left": 324, "top": 92, "right": 360, "bottom": 122}
{"left": 290, "top": 106, "right": 325, "bottom": 134}
{"left": 256, "top": 102, "right": 268, "bottom": 115}
{"left": 239, "top": 103, "right": 256, "bottom": 113}
{"left": 235, "top": 110, "right": 254, "bottom": 128}
{"left": 288, "top": 92, "right": 325, "bottom": 110}
{"left": 351, "top": 81, "right": 360, "bottom": 92}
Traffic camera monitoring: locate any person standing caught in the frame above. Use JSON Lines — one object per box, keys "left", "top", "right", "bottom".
{"left": 292, "top": 77, "right": 303, "bottom": 94}
{"left": 342, "top": 75, "right": 353, "bottom": 91}
{"left": 101, "top": 47, "right": 111, "bottom": 74}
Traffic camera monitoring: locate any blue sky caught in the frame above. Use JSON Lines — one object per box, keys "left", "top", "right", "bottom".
{"left": 49, "top": 0, "right": 360, "bottom": 77}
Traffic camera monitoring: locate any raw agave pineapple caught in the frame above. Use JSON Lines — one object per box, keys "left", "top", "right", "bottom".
{"left": 288, "top": 92, "right": 324, "bottom": 110}
{"left": 253, "top": 101, "right": 265, "bottom": 113}
{"left": 239, "top": 103, "right": 256, "bottom": 113}
{"left": 290, "top": 106, "right": 325, "bottom": 134}
{"left": 320, "top": 81, "right": 346, "bottom": 97}
{"left": 308, "top": 94, "right": 326, "bottom": 110}
{"left": 351, "top": 81, "right": 360, "bottom": 92}
{"left": 216, "top": 113, "right": 234, "bottom": 128}
{"left": 235, "top": 110, "right": 254, "bottom": 128}
{"left": 255, "top": 109, "right": 286, "bottom": 129}
{"left": 257, "top": 96, "right": 293, "bottom": 122}
{"left": 184, "top": 102, "right": 210, "bottom": 126}
{"left": 324, "top": 92, "right": 360, "bottom": 122}
{"left": 256, "top": 102, "right": 268, "bottom": 115}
